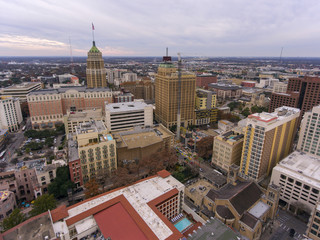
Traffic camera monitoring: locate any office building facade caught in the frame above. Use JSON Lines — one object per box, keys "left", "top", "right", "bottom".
{"left": 155, "top": 58, "right": 196, "bottom": 128}
{"left": 86, "top": 41, "right": 107, "bottom": 88}
{"left": 0, "top": 98, "right": 23, "bottom": 132}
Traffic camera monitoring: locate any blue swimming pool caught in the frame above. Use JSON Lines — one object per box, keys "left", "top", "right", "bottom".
{"left": 174, "top": 218, "right": 192, "bottom": 232}
{"left": 107, "top": 135, "right": 113, "bottom": 141}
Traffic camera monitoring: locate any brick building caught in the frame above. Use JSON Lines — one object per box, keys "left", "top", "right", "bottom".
{"left": 196, "top": 74, "right": 217, "bottom": 89}
{"left": 269, "top": 76, "right": 320, "bottom": 118}
{"left": 121, "top": 80, "right": 155, "bottom": 102}
{"left": 27, "top": 86, "right": 113, "bottom": 129}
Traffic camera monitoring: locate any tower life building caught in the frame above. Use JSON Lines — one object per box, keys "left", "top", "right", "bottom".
{"left": 297, "top": 105, "right": 320, "bottom": 157}
{"left": 86, "top": 41, "right": 107, "bottom": 88}
{"left": 239, "top": 106, "right": 300, "bottom": 181}
{"left": 155, "top": 55, "right": 195, "bottom": 128}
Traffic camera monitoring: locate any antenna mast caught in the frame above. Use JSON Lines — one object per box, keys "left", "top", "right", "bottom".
{"left": 69, "top": 37, "right": 75, "bottom": 74}
{"left": 176, "top": 53, "right": 182, "bottom": 140}
{"left": 279, "top": 47, "right": 284, "bottom": 64}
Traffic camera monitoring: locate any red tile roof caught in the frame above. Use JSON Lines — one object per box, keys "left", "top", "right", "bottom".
{"left": 51, "top": 205, "right": 69, "bottom": 223}
{"left": 157, "top": 169, "right": 171, "bottom": 178}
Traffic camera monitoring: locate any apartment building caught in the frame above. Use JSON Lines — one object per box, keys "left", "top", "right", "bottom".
{"left": 105, "top": 101, "right": 153, "bottom": 132}
{"left": 27, "top": 86, "right": 113, "bottom": 129}
{"left": 121, "top": 80, "right": 155, "bottom": 102}
{"left": 297, "top": 105, "right": 320, "bottom": 157}
{"left": 195, "top": 89, "right": 216, "bottom": 110}
{"left": 68, "top": 121, "right": 117, "bottom": 184}
{"left": 270, "top": 151, "right": 320, "bottom": 215}
{"left": 273, "top": 82, "right": 287, "bottom": 93}
{"left": 0, "top": 98, "right": 23, "bottom": 132}
{"left": 155, "top": 56, "right": 196, "bottom": 128}
{"left": 240, "top": 106, "right": 300, "bottom": 181}
{"left": 306, "top": 202, "right": 320, "bottom": 240}
{"left": 0, "top": 191, "right": 16, "bottom": 221}
{"left": 212, "top": 130, "right": 244, "bottom": 173}
{"left": 208, "top": 83, "right": 242, "bottom": 100}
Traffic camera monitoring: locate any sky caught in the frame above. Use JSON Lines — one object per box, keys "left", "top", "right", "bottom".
{"left": 1, "top": 0, "right": 320, "bottom": 57}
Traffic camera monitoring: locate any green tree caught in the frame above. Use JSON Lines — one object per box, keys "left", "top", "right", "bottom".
{"left": 241, "top": 107, "right": 251, "bottom": 117}
{"left": 1, "top": 209, "right": 26, "bottom": 232}
{"left": 48, "top": 166, "right": 75, "bottom": 199}
{"left": 30, "top": 194, "right": 57, "bottom": 217}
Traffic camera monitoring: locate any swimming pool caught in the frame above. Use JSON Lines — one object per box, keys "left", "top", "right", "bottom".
{"left": 174, "top": 218, "right": 192, "bottom": 232}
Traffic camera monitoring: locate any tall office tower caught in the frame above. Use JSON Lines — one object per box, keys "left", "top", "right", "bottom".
{"left": 297, "top": 105, "right": 320, "bottom": 156}
{"left": 240, "top": 106, "right": 300, "bottom": 181}
{"left": 0, "top": 98, "right": 23, "bottom": 132}
{"left": 155, "top": 55, "right": 196, "bottom": 128}
{"left": 86, "top": 41, "right": 107, "bottom": 88}
{"left": 269, "top": 76, "right": 320, "bottom": 118}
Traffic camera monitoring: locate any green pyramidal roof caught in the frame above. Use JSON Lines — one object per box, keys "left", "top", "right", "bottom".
{"left": 89, "top": 41, "right": 100, "bottom": 53}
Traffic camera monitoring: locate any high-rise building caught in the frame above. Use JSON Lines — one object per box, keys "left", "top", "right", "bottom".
{"left": 306, "top": 202, "right": 320, "bottom": 240}
{"left": 240, "top": 106, "right": 300, "bottom": 181}
{"left": 0, "top": 98, "right": 23, "bottom": 132}
{"left": 86, "top": 41, "right": 107, "bottom": 88}
{"left": 269, "top": 76, "right": 320, "bottom": 118}
{"left": 155, "top": 56, "right": 195, "bottom": 128}
{"left": 297, "top": 105, "right": 320, "bottom": 156}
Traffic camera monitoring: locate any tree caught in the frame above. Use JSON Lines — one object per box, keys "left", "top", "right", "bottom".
{"left": 241, "top": 107, "right": 251, "bottom": 117}
{"left": 48, "top": 166, "right": 75, "bottom": 199}
{"left": 197, "top": 136, "right": 214, "bottom": 160}
{"left": 30, "top": 194, "right": 57, "bottom": 216}
{"left": 1, "top": 209, "right": 26, "bottom": 232}
{"left": 160, "top": 148, "right": 178, "bottom": 171}
{"left": 84, "top": 178, "right": 100, "bottom": 199}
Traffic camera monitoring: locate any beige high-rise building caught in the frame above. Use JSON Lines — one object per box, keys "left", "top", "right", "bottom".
{"left": 86, "top": 41, "right": 107, "bottom": 88}
{"left": 240, "top": 106, "right": 300, "bottom": 181}
{"left": 155, "top": 57, "right": 195, "bottom": 128}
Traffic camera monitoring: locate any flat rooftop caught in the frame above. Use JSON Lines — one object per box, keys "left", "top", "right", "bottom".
{"left": 106, "top": 101, "right": 151, "bottom": 113}
{"left": 28, "top": 86, "right": 111, "bottom": 95}
{"left": 66, "top": 108, "right": 103, "bottom": 120}
{"left": 208, "top": 83, "right": 242, "bottom": 90}
{"left": 68, "top": 136, "right": 79, "bottom": 162}
{"left": 113, "top": 125, "right": 174, "bottom": 149}
{"left": 249, "top": 106, "right": 300, "bottom": 123}
{"left": 3, "top": 82, "right": 41, "bottom": 91}
{"left": 75, "top": 121, "right": 107, "bottom": 135}
{"left": 248, "top": 200, "right": 270, "bottom": 219}
{"left": 218, "top": 131, "right": 244, "bottom": 143}
{"left": 187, "top": 217, "right": 239, "bottom": 240}
{"left": 274, "top": 151, "right": 320, "bottom": 189}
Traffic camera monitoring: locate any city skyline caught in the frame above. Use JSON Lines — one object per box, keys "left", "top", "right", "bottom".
{"left": 1, "top": 0, "right": 320, "bottom": 57}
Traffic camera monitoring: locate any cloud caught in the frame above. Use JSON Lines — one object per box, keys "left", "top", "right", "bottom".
{"left": 1, "top": 0, "right": 320, "bottom": 56}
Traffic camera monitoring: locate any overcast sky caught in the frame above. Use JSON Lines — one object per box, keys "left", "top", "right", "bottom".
{"left": 1, "top": 0, "right": 320, "bottom": 57}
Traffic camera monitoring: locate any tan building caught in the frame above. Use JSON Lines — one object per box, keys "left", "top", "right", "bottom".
{"left": 27, "top": 86, "right": 113, "bottom": 129}
{"left": 203, "top": 165, "right": 280, "bottom": 240}
{"left": 64, "top": 108, "right": 105, "bottom": 136}
{"left": 155, "top": 57, "right": 196, "bottom": 128}
{"left": 0, "top": 82, "right": 42, "bottom": 103}
{"left": 240, "top": 106, "right": 300, "bottom": 181}
{"left": 86, "top": 41, "right": 107, "bottom": 88}
{"left": 121, "top": 80, "right": 155, "bottom": 102}
{"left": 113, "top": 124, "right": 174, "bottom": 164}
{"left": 36, "top": 163, "right": 59, "bottom": 195}
{"left": 0, "top": 191, "right": 16, "bottom": 221}
{"left": 69, "top": 121, "right": 117, "bottom": 184}
{"left": 0, "top": 98, "right": 23, "bottom": 132}
{"left": 212, "top": 130, "right": 244, "bottom": 173}
{"left": 306, "top": 202, "right": 320, "bottom": 240}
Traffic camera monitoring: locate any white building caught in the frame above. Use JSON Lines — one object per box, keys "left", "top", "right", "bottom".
{"left": 270, "top": 151, "right": 320, "bottom": 214}
{"left": 0, "top": 82, "right": 42, "bottom": 103}
{"left": 0, "top": 98, "right": 23, "bottom": 132}
{"left": 272, "top": 82, "right": 287, "bottom": 93}
{"left": 218, "top": 120, "right": 234, "bottom": 132}
{"left": 122, "top": 73, "right": 138, "bottom": 82}
{"left": 297, "top": 105, "right": 320, "bottom": 157}
{"left": 50, "top": 170, "right": 188, "bottom": 240}
{"left": 105, "top": 101, "right": 153, "bottom": 131}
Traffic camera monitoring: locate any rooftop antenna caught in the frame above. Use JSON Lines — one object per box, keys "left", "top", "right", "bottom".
{"left": 92, "top": 22, "right": 95, "bottom": 46}
{"left": 176, "top": 53, "right": 182, "bottom": 140}
{"left": 279, "top": 47, "right": 284, "bottom": 64}
{"left": 69, "top": 37, "right": 75, "bottom": 74}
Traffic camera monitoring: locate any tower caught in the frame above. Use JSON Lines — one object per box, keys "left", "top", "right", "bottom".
{"left": 86, "top": 41, "right": 107, "bottom": 88}
{"left": 155, "top": 50, "right": 196, "bottom": 130}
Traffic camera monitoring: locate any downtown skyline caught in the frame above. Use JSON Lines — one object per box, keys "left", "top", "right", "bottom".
{"left": 1, "top": 0, "right": 320, "bottom": 57}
